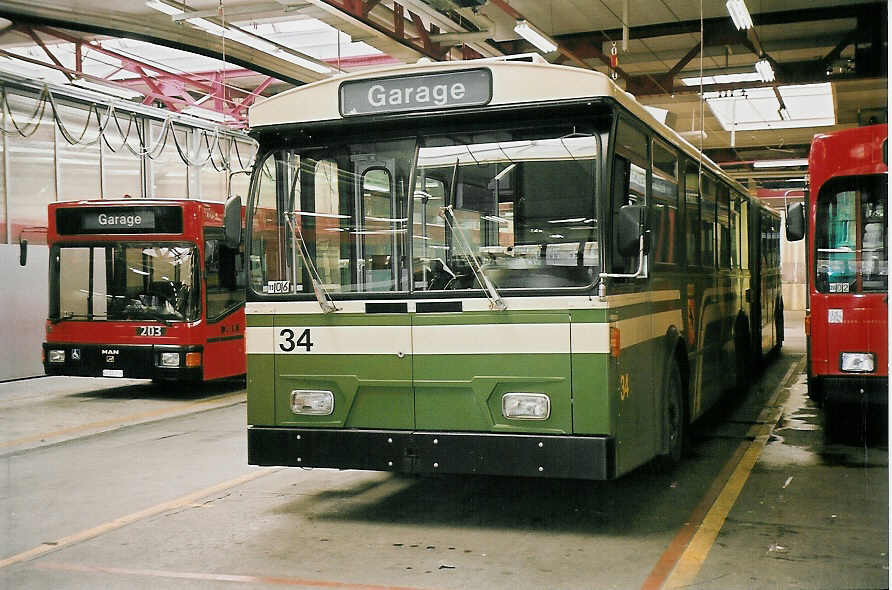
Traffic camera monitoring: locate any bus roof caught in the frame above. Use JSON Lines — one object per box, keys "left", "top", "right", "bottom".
{"left": 248, "top": 58, "right": 738, "bottom": 188}
{"left": 50, "top": 199, "right": 225, "bottom": 210}
{"left": 808, "top": 123, "right": 887, "bottom": 192}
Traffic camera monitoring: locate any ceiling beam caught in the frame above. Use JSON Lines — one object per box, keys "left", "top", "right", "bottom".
{"left": 556, "top": 3, "right": 882, "bottom": 46}
{"left": 0, "top": 1, "right": 328, "bottom": 85}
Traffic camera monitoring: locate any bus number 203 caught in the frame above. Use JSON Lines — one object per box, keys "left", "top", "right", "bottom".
{"left": 279, "top": 328, "right": 314, "bottom": 352}
{"left": 136, "top": 326, "right": 166, "bottom": 336}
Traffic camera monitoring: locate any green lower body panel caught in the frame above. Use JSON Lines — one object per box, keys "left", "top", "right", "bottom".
{"left": 248, "top": 426, "right": 616, "bottom": 480}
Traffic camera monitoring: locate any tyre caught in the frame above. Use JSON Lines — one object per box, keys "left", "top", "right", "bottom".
{"left": 775, "top": 298, "right": 784, "bottom": 348}
{"left": 655, "top": 361, "right": 685, "bottom": 471}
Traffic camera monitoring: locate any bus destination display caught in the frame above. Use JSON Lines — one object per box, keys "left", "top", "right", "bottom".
{"left": 340, "top": 69, "right": 492, "bottom": 116}
{"left": 56, "top": 206, "right": 183, "bottom": 234}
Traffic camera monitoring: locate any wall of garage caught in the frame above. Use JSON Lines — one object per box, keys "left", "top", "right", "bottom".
{"left": 0, "top": 75, "right": 256, "bottom": 382}
{"left": 1, "top": 243, "right": 47, "bottom": 380}
{"left": 780, "top": 210, "right": 807, "bottom": 311}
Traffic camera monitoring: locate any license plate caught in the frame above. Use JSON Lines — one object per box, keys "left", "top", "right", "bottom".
{"left": 102, "top": 369, "right": 124, "bottom": 377}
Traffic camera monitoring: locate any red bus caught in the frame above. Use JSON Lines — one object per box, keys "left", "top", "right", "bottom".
{"left": 42, "top": 199, "right": 246, "bottom": 382}
{"left": 787, "top": 124, "right": 887, "bottom": 409}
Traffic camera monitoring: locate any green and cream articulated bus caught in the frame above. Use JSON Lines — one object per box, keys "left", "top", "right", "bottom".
{"left": 235, "top": 56, "right": 782, "bottom": 480}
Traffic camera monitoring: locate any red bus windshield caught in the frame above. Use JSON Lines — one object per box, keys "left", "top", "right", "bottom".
{"left": 51, "top": 243, "right": 200, "bottom": 322}
{"left": 814, "top": 174, "right": 887, "bottom": 293}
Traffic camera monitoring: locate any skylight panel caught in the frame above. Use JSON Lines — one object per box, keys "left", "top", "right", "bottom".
{"left": 778, "top": 83, "right": 835, "bottom": 125}
{"left": 704, "top": 82, "right": 835, "bottom": 131}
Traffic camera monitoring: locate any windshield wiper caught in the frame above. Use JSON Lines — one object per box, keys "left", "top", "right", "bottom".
{"left": 443, "top": 159, "right": 506, "bottom": 311}
{"left": 442, "top": 205, "right": 506, "bottom": 311}
{"left": 284, "top": 211, "right": 339, "bottom": 314}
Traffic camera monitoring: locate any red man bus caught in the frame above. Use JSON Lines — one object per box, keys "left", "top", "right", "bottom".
{"left": 787, "top": 124, "right": 887, "bottom": 409}
{"left": 42, "top": 199, "right": 245, "bottom": 382}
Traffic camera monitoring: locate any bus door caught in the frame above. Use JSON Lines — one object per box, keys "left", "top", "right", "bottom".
{"left": 410, "top": 150, "right": 574, "bottom": 436}
{"left": 265, "top": 151, "right": 415, "bottom": 431}
{"left": 608, "top": 119, "right": 657, "bottom": 466}
{"left": 203, "top": 228, "right": 246, "bottom": 380}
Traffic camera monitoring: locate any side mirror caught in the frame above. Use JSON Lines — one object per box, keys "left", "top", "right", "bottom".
{"left": 227, "top": 169, "right": 252, "bottom": 201}
{"left": 19, "top": 238, "right": 27, "bottom": 266}
{"left": 224, "top": 195, "right": 242, "bottom": 249}
{"left": 785, "top": 201, "right": 806, "bottom": 241}
{"left": 617, "top": 204, "right": 646, "bottom": 257}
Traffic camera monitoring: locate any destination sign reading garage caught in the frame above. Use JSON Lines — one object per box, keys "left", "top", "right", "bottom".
{"left": 340, "top": 69, "right": 492, "bottom": 116}
{"left": 56, "top": 206, "right": 183, "bottom": 234}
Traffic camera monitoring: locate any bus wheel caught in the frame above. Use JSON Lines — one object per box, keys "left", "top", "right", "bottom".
{"left": 656, "top": 362, "right": 685, "bottom": 470}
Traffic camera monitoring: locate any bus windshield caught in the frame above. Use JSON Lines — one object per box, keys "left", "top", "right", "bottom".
{"left": 51, "top": 243, "right": 200, "bottom": 322}
{"left": 814, "top": 175, "right": 887, "bottom": 293}
{"left": 248, "top": 123, "right": 600, "bottom": 296}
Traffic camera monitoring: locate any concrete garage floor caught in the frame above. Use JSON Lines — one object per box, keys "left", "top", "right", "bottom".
{"left": 0, "top": 311, "right": 887, "bottom": 590}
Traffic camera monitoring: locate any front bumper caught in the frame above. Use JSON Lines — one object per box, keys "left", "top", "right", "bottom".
{"left": 43, "top": 343, "right": 203, "bottom": 381}
{"left": 248, "top": 427, "right": 616, "bottom": 480}
{"left": 814, "top": 375, "right": 888, "bottom": 406}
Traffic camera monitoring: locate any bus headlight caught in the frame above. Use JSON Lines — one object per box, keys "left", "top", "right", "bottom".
{"left": 160, "top": 352, "right": 181, "bottom": 367}
{"left": 291, "top": 390, "right": 334, "bottom": 415}
{"left": 48, "top": 349, "right": 65, "bottom": 363}
{"left": 502, "top": 393, "right": 550, "bottom": 420}
{"left": 841, "top": 352, "right": 875, "bottom": 373}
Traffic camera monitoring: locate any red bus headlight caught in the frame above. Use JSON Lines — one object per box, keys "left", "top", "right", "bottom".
{"left": 840, "top": 352, "right": 875, "bottom": 373}
{"left": 160, "top": 352, "right": 180, "bottom": 367}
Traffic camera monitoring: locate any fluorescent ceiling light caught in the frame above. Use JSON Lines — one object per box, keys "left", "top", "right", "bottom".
{"left": 181, "top": 106, "right": 236, "bottom": 123}
{"left": 514, "top": 20, "right": 557, "bottom": 53}
{"left": 681, "top": 72, "right": 762, "bottom": 86}
{"left": 755, "top": 59, "right": 774, "bottom": 82}
{"left": 753, "top": 159, "right": 808, "bottom": 168}
{"left": 275, "top": 51, "right": 332, "bottom": 74}
{"left": 725, "top": 0, "right": 753, "bottom": 30}
{"left": 145, "top": 0, "right": 183, "bottom": 16}
{"left": 71, "top": 79, "right": 144, "bottom": 99}
{"left": 224, "top": 28, "right": 278, "bottom": 53}
{"left": 173, "top": 12, "right": 332, "bottom": 74}
{"left": 186, "top": 17, "right": 229, "bottom": 37}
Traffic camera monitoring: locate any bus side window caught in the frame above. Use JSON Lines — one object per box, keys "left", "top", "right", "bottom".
{"left": 739, "top": 198, "right": 749, "bottom": 270}
{"left": 701, "top": 174, "right": 717, "bottom": 268}
{"left": 684, "top": 161, "right": 700, "bottom": 268}
{"left": 718, "top": 183, "right": 731, "bottom": 269}
{"left": 652, "top": 139, "right": 678, "bottom": 266}
{"left": 730, "top": 193, "right": 740, "bottom": 269}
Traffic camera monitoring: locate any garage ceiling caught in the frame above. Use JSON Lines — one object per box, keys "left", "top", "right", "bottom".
{"left": 0, "top": 0, "right": 885, "bottom": 192}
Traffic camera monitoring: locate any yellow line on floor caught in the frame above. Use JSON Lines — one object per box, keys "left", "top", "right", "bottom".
{"left": 0, "top": 391, "right": 246, "bottom": 449}
{"left": 661, "top": 357, "right": 804, "bottom": 590}
{"left": 0, "top": 468, "right": 276, "bottom": 570}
